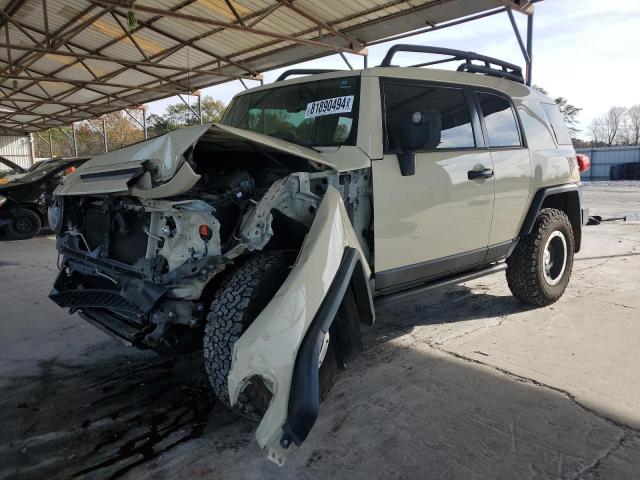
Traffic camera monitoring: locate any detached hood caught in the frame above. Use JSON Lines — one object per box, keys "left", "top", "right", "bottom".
{"left": 55, "top": 123, "right": 355, "bottom": 198}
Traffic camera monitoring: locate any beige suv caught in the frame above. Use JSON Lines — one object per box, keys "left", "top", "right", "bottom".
{"left": 49, "top": 45, "right": 589, "bottom": 464}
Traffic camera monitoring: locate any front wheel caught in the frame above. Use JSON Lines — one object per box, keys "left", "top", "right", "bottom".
{"left": 203, "top": 251, "right": 336, "bottom": 419}
{"left": 506, "top": 208, "right": 574, "bottom": 306}
{"left": 6, "top": 208, "right": 42, "bottom": 240}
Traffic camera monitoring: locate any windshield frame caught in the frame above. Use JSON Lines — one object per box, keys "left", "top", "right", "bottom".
{"left": 221, "top": 75, "right": 361, "bottom": 148}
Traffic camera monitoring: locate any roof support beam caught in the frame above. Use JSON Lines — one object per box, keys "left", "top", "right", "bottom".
{"left": 91, "top": 1, "right": 366, "bottom": 55}
{"left": 0, "top": 43, "right": 263, "bottom": 78}
{"left": 224, "top": 0, "right": 246, "bottom": 27}
{"left": 0, "top": 0, "right": 28, "bottom": 31}
{"left": 42, "top": 0, "right": 50, "bottom": 47}
{"left": 0, "top": 74, "right": 186, "bottom": 94}
{"left": 276, "top": 0, "right": 363, "bottom": 49}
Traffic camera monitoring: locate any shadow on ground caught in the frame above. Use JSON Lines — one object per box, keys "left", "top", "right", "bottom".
{"left": 3, "top": 284, "right": 638, "bottom": 480}
{"left": 0, "top": 352, "right": 254, "bottom": 480}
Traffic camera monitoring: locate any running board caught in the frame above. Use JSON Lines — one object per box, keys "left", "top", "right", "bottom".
{"left": 374, "top": 263, "right": 507, "bottom": 308}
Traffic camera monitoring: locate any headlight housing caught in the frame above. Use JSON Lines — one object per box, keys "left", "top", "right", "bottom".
{"left": 47, "top": 196, "right": 64, "bottom": 233}
{"left": 0, "top": 195, "right": 6, "bottom": 208}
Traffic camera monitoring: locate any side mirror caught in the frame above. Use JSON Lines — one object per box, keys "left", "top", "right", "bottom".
{"left": 396, "top": 110, "right": 442, "bottom": 176}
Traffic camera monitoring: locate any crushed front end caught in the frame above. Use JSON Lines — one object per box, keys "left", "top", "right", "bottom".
{"left": 49, "top": 122, "right": 375, "bottom": 464}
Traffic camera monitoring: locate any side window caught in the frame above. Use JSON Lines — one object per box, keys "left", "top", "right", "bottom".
{"left": 383, "top": 82, "right": 475, "bottom": 151}
{"left": 477, "top": 92, "right": 522, "bottom": 147}
{"left": 541, "top": 103, "right": 572, "bottom": 145}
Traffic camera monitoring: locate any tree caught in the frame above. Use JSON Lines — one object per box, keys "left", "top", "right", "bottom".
{"left": 33, "top": 112, "right": 144, "bottom": 158}
{"left": 532, "top": 85, "right": 582, "bottom": 137}
{"left": 625, "top": 105, "right": 640, "bottom": 145}
{"left": 148, "top": 95, "right": 226, "bottom": 136}
{"left": 589, "top": 117, "right": 605, "bottom": 147}
{"left": 601, "top": 107, "right": 627, "bottom": 146}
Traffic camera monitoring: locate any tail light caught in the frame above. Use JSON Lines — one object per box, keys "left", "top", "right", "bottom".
{"left": 576, "top": 154, "right": 590, "bottom": 173}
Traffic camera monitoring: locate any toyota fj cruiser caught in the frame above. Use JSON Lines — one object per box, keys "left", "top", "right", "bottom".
{"left": 49, "top": 45, "right": 589, "bottom": 464}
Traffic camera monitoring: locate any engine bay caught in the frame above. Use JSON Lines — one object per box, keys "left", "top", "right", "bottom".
{"left": 51, "top": 140, "right": 372, "bottom": 352}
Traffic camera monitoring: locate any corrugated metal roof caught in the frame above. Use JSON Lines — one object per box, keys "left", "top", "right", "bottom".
{"left": 0, "top": 0, "right": 535, "bottom": 133}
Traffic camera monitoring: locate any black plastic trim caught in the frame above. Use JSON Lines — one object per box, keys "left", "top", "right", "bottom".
{"left": 375, "top": 247, "right": 487, "bottom": 291}
{"left": 375, "top": 263, "right": 508, "bottom": 308}
{"left": 519, "top": 184, "right": 581, "bottom": 237}
{"left": 276, "top": 69, "right": 341, "bottom": 82}
{"left": 379, "top": 44, "right": 524, "bottom": 84}
{"left": 282, "top": 246, "right": 366, "bottom": 447}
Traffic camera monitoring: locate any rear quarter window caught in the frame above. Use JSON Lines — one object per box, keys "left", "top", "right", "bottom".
{"left": 477, "top": 92, "right": 522, "bottom": 148}
{"left": 541, "top": 103, "right": 572, "bottom": 145}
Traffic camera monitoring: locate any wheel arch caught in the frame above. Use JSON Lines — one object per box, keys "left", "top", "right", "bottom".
{"left": 283, "top": 246, "right": 374, "bottom": 449}
{"left": 519, "top": 184, "right": 582, "bottom": 252}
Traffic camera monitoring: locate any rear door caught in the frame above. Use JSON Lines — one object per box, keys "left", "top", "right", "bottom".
{"left": 475, "top": 91, "right": 532, "bottom": 255}
{"left": 372, "top": 80, "right": 495, "bottom": 291}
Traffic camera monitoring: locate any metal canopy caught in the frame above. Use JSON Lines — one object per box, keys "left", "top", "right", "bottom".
{"left": 0, "top": 0, "right": 535, "bottom": 134}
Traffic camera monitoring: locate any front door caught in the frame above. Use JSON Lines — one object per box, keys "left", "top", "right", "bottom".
{"left": 373, "top": 80, "right": 494, "bottom": 291}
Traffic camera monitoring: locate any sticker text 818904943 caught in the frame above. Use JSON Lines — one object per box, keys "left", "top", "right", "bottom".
{"left": 304, "top": 95, "right": 354, "bottom": 119}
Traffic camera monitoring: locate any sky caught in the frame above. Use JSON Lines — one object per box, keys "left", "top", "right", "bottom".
{"left": 146, "top": 0, "right": 640, "bottom": 139}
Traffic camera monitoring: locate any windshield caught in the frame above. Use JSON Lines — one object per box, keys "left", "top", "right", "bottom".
{"left": 221, "top": 76, "right": 360, "bottom": 147}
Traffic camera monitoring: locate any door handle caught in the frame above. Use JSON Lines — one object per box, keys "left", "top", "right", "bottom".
{"left": 468, "top": 168, "right": 494, "bottom": 180}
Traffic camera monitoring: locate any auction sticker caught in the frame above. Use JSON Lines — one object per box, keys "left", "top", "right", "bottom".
{"left": 305, "top": 95, "right": 354, "bottom": 119}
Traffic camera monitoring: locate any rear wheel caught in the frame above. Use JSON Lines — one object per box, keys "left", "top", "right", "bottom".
{"left": 203, "top": 251, "right": 337, "bottom": 419}
{"left": 506, "top": 208, "right": 574, "bottom": 306}
{"left": 6, "top": 208, "right": 41, "bottom": 240}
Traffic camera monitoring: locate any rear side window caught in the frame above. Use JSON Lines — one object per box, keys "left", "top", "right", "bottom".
{"left": 477, "top": 92, "right": 522, "bottom": 147}
{"left": 541, "top": 103, "right": 572, "bottom": 145}
{"left": 382, "top": 82, "right": 475, "bottom": 151}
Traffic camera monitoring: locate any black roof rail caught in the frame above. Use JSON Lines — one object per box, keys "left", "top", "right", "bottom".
{"left": 379, "top": 44, "right": 525, "bottom": 84}
{"left": 276, "top": 69, "right": 341, "bottom": 82}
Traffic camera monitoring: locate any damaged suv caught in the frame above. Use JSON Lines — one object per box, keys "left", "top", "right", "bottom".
{"left": 50, "top": 46, "right": 589, "bottom": 464}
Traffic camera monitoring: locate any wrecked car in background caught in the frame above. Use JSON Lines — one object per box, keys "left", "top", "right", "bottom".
{"left": 0, "top": 155, "right": 27, "bottom": 182}
{"left": 0, "top": 157, "right": 88, "bottom": 239}
{"left": 49, "top": 45, "right": 588, "bottom": 464}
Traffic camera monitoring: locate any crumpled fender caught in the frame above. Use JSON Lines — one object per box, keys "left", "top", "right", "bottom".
{"left": 227, "top": 185, "right": 370, "bottom": 465}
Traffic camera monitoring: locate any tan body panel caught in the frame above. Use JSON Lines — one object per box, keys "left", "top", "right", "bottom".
{"left": 489, "top": 148, "right": 532, "bottom": 245}
{"left": 228, "top": 186, "right": 369, "bottom": 465}
{"left": 372, "top": 150, "right": 494, "bottom": 272}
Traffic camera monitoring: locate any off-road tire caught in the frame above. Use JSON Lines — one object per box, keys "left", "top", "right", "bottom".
{"left": 506, "top": 208, "right": 574, "bottom": 306}
{"left": 203, "top": 250, "right": 337, "bottom": 419}
{"left": 6, "top": 208, "right": 41, "bottom": 240}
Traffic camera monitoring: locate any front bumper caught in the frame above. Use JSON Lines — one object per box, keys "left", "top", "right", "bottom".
{"left": 49, "top": 246, "right": 171, "bottom": 347}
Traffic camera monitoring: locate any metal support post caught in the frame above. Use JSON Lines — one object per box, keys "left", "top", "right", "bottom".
{"left": 339, "top": 52, "right": 353, "bottom": 70}
{"left": 506, "top": 9, "right": 530, "bottom": 65}
{"left": 526, "top": 12, "right": 533, "bottom": 86}
{"left": 142, "top": 108, "right": 148, "bottom": 139}
{"left": 178, "top": 94, "right": 201, "bottom": 123}
{"left": 71, "top": 123, "right": 78, "bottom": 156}
{"left": 102, "top": 117, "right": 108, "bottom": 153}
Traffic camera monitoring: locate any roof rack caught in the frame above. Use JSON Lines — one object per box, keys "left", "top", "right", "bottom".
{"left": 276, "top": 69, "right": 342, "bottom": 82}
{"left": 379, "top": 44, "right": 525, "bottom": 84}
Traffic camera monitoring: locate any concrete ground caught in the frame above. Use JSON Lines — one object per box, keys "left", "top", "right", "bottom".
{"left": 1, "top": 182, "right": 639, "bottom": 480}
